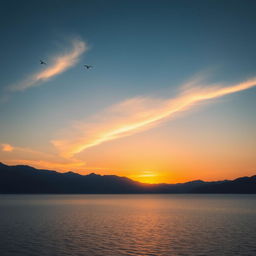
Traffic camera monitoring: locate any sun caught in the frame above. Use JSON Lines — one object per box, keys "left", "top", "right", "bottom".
{"left": 130, "top": 171, "right": 161, "bottom": 184}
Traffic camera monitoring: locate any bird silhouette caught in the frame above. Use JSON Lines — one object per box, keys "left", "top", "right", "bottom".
{"left": 84, "top": 65, "right": 93, "bottom": 69}
{"left": 40, "top": 60, "right": 46, "bottom": 65}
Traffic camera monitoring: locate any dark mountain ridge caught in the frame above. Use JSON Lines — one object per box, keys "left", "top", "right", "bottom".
{"left": 0, "top": 162, "right": 255, "bottom": 194}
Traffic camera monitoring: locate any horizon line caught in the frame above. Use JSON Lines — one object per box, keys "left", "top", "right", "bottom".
{"left": 1, "top": 161, "right": 255, "bottom": 185}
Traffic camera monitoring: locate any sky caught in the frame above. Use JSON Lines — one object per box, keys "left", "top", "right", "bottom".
{"left": 0, "top": 0, "right": 256, "bottom": 183}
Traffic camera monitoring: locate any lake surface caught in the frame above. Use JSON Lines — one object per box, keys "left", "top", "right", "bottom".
{"left": 0, "top": 194, "right": 256, "bottom": 256}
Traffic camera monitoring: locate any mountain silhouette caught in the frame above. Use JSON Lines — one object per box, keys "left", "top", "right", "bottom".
{"left": 0, "top": 162, "right": 255, "bottom": 194}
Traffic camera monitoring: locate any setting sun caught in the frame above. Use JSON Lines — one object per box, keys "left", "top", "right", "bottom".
{"left": 130, "top": 171, "right": 162, "bottom": 184}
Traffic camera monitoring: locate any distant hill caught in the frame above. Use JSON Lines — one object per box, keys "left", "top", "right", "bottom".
{"left": 0, "top": 162, "right": 255, "bottom": 194}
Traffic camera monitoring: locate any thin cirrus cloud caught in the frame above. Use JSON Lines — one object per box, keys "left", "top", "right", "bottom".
{"left": 1, "top": 144, "right": 14, "bottom": 152}
{"left": 5, "top": 159, "right": 86, "bottom": 171}
{"left": 8, "top": 39, "right": 87, "bottom": 91}
{"left": 0, "top": 143, "right": 86, "bottom": 171}
{"left": 52, "top": 77, "right": 256, "bottom": 158}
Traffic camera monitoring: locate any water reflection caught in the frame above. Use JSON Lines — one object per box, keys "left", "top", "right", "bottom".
{"left": 0, "top": 195, "right": 256, "bottom": 256}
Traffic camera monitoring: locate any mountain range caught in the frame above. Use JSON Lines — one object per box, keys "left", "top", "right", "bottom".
{"left": 0, "top": 162, "right": 256, "bottom": 194}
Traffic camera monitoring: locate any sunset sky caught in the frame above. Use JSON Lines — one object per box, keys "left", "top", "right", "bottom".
{"left": 0, "top": 0, "right": 256, "bottom": 183}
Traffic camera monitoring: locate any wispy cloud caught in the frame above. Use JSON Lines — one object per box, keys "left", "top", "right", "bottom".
{"left": 0, "top": 142, "right": 86, "bottom": 171}
{"left": 5, "top": 159, "right": 86, "bottom": 171}
{"left": 52, "top": 77, "right": 256, "bottom": 158}
{"left": 1, "top": 144, "right": 14, "bottom": 152}
{"left": 8, "top": 39, "right": 87, "bottom": 91}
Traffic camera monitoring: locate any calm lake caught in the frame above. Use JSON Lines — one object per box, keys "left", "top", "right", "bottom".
{"left": 0, "top": 194, "right": 256, "bottom": 256}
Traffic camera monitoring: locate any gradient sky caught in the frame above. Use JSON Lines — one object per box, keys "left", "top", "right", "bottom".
{"left": 0, "top": 0, "right": 256, "bottom": 183}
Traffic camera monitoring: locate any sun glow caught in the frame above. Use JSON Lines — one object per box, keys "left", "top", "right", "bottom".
{"left": 130, "top": 171, "right": 161, "bottom": 184}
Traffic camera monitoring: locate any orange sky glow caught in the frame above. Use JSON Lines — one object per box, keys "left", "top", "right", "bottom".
{"left": 1, "top": 76, "right": 256, "bottom": 184}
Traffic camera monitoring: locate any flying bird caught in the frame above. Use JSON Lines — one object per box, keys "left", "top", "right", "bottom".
{"left": 84, "top": 65, "right": 93, "bottom": 69}
{"left": 40, "top": 60, "right": 46, "bottom": 65}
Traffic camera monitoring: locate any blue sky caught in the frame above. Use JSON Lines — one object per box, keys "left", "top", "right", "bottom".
{"left": 0, "top": 0, "right": 256, "bottom": 182}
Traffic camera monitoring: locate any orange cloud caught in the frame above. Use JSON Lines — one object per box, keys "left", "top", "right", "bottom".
{"left": 52, "top": 77, "right": 256, "bottom": 158}
{"left": 0, "top": 142, "right": 86, "bottom": 171}
{"left": 1, "top": 144, "right": 14, "bottom": 152}
{"left": 8, "top": 39, "right": 87, "bottom": 91}
{"left": 5, "top": 159, "right": 86, "bottom": 172}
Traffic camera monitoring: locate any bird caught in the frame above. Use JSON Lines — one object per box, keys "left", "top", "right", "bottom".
{"left": 40, "top": 60, "right": 46, "bottom": 65}
{"left": 84, "top": 65, "right": 93, "bottom": 69}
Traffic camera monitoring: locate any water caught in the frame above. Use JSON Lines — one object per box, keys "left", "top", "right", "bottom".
{"left": 0, "top": 194, "right": 256, "bottom": 256}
